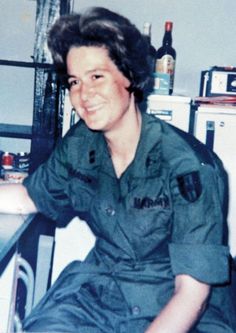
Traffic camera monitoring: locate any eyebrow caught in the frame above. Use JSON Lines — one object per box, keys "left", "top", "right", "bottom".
{"left": 67, "top": 67, "right": 109, "bottom": 79}
{"left": 66, "top": 74, "right": 76, "bottom": 79}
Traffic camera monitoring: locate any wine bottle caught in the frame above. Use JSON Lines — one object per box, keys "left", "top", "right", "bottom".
{"left": 156, "top": 21, "right": 176, "bottom": 94}
{"left": 142, "top": 22, "right": 156, "bottom": 97}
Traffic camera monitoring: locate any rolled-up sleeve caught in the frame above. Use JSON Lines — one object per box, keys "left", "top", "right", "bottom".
{"left": 23, "top": 138, "right": 72, "bottom": 222}
{"left": 169, "top": 162, "right": 231, "bottom": 284}
{"left": 169, "top": 243, "right": 229, "bottom": 284}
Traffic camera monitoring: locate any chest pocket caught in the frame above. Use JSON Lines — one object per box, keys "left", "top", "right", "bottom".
{"left": 67, "top": 168, "right": 98, "bottom": 211}
{"left": 120, "top": 176, "right": 173, "bottom": 257}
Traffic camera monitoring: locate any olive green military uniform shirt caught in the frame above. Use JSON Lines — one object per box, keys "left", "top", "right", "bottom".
{"left": 23, "top": 113, "right": 235, "bottom": 332}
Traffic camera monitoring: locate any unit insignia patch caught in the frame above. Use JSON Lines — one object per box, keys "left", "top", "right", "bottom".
{"left": 177, "top": 171, "right": 202, "bottom": 203}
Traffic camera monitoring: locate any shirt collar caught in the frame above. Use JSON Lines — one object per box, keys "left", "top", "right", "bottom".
{"left": 74, "top": 113, "right": 163, "bottom": 178}
{"left": 130, "top": 112, "right": 163, "bottom": 178}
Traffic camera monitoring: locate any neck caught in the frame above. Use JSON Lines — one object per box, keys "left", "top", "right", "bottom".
{"left": 106, "top": 108, "right": 142, "bottom": 178}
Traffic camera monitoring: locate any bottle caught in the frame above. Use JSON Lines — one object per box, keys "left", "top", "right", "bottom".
{"left": 143, "top": 22, "right": 156, "bottom": 73}
{"left": 142, "top": 22, "right": 156, "bottom": 97}
{"left": 156, "top": 21, "right": 176, "bottom": 94}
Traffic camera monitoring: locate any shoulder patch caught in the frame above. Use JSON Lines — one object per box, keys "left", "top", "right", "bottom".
{"left": 177, "top": 171, "right": 202, "bottom": 202}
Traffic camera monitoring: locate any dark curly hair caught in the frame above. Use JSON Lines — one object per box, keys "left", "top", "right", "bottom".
{"left": 47, "top": 7, "right": 152, "bottom": 102}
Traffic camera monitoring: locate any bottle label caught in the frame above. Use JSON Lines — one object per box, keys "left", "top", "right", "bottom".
{"left": 156, "top": 55, "right": 175, "bottom": 89}
{"left": 153, "top": 72, "right": 170, "bottom": 95}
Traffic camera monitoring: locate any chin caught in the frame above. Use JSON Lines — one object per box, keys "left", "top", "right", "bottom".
{"left": 85, "top": 121, "right": 103, "bottom": 132}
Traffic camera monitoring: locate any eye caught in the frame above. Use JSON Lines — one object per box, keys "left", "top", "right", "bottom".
{"left": 68, "top": 78, "right": 80, "bottom": 89}
{"left": 91, "top": 74, "right": 104, "bottom": 80}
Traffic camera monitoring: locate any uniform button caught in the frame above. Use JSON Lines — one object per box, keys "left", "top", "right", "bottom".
{"left": 105, "top": 206, "right": 116, "bottom": 216}
{"left": 132, "top": 305, "right": 141, "bottom": 315}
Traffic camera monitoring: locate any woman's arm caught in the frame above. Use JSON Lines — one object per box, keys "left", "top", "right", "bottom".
{"left": 145, "top": 274, "right": 210, "bottom": 333}
{"left": 0, "top": 183, "right": 38, "bottom": 214}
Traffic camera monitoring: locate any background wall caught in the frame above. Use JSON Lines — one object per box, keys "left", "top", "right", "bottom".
{"left": 0, "top": 0, "right": 36, "bottom": 61}
{"left": 0, "top": 0, "right": 36, "bottom": 152}
{"left": 0, "top": 0, "right": 236, "bottom": 151}
{"left": 73, "top": 0, "right": 236, "bottom": 98}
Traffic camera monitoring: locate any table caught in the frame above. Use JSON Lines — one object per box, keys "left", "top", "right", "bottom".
{"left": 0, "top": 213, "right": 34, "bottom": 264}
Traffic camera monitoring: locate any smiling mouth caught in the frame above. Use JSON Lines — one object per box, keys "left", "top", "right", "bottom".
{"left": 86, "top": 104, "right": 103, "bottom": 113}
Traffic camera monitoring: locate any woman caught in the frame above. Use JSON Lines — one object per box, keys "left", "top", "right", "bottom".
{"left": 0, "top": 6, "right": 235, "bottom": 333}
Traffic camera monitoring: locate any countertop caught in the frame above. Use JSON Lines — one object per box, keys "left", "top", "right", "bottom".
{"left": 0, "top": 213, "right": 34, "bottom": 263}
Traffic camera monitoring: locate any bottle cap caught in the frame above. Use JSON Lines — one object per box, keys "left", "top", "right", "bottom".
{"left": 165, "top": 21, "right": 173, "bottom": 31}
{"left": 143, "top": 22, "right": 151, "bottom": 36}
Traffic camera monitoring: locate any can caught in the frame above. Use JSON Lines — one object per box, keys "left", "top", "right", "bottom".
{"left": 14, "top": 152, "right": 30, "bottom": 172}
{"left": 1, "top": 152, "right": 14, "bottom": 170}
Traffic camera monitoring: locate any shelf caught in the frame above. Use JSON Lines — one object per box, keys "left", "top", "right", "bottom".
{"left": 0, "top": 59, "right": 53, "bottom": 70}
{"left": 0, "top": 124, "right": 32, "bottom": 139}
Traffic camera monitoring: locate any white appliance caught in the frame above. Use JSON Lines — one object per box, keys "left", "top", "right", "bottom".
{"left": 147, "top": 94, "right": 192, "bottom": 132}
{"left": 0, "top": 254, "right": 16, "bottom": 333}
{"left": 194, "top": 104, "right": 236, "bottom": 258}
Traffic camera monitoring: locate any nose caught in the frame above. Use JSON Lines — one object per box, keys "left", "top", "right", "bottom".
{"left": 80, "top": 81, "right": 94, "bottom": 102}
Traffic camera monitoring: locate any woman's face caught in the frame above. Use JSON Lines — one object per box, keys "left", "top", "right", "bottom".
{"left": 66, "top": 46, "right": 134, "bottom": 134}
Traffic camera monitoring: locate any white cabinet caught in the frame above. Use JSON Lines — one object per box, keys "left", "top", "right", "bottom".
{"left": 147, "top": 94, "right": 191, "bottom": 132}
{"left": 194, "top": 105, "right": 236, "bottom": 257}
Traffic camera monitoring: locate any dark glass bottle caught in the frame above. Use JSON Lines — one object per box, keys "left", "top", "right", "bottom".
{"left": 156, "top": 21, "right": 176, "bottom": 94}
